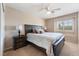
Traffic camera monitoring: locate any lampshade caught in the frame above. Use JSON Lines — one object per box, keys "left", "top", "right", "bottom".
{"left": 19, "top": 25, "right": 22, "bottom": 31}
{"left": 16, "top": 25, "right": 22, "bottom": 31}
{"left": 44, "top": 26, "right": 47, "bottom": 30}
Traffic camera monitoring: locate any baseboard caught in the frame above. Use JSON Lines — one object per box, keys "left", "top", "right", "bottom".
{"left": 4, "top": 47, "right": 13, "bottom": 52}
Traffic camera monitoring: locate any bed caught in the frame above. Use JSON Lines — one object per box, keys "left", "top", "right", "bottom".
{"left": 24, "top": 24, "right": 65, "bottom": 56}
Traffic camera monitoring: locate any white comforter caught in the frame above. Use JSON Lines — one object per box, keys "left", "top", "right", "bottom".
{"left": 27, "top": 32, "right": 64, "bottom": 56}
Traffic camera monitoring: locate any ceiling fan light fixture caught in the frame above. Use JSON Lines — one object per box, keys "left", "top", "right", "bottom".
{"left": 47, "top": 11, "right": 51, "bottom": 14}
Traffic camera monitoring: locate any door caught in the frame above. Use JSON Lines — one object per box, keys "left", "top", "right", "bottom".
{"left": 0, "top": 3, "right": 5, "bottom": 56}
{"left": 0, "top": 3, "right": 1, "bottom": 55}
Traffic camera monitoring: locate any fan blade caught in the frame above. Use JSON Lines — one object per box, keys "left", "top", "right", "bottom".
{"left": 53, "top": 8, "right": 61, "bottom": 11}
{"left": 50, "top": 8, "right": 61, "bottom": 13}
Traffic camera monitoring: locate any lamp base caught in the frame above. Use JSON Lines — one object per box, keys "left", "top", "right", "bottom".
{"left": 18, "top": 30, "right": 20, "bottom": 37}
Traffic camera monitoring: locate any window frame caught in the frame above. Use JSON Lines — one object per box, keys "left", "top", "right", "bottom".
{"left": 54, "top": 18, "right": 75, "bottom": 32}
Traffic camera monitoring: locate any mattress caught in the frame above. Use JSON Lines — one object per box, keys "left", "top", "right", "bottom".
{"left": 39, "top": 32, "right": 64, "bottom": 43}
{"left": 27, "top": 32, "right": 64, "bottom": 44}
{"left": 27, "top": 33, "right": 52, "bottom": 49}
{"left": 27, "top": 32, "right": 64, "bottom": 49}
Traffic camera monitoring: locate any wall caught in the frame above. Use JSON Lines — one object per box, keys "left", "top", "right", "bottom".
{"left": 45, "top": 12, "right": 78, "bottom": 44}
{"left": 0, "top": 4, "right": 5, "bottom": 56}
{"left": 45, "top": 19, "right": 54, "bottom": 32}
{"left": 4, "top": 6, "right": 45, "bottom": 50}
{"left": 78, "top": 12, "right": 79, "bottom": 45}
{"left": 78, "top": 12, "right": 79, "bottom": 54}
{"left": 5, "top": 6, "right": 45, "bottom": 26}
{"left": 0, "top": 4, "right": 1, "bottom": 55}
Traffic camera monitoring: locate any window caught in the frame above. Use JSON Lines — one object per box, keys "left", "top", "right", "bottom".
{"left": 64, "top": 20, "right": 73, "bottom": 30}
{"left": 57, "top": 21, "right": 63, "bottom": 30}
{"left": 56, "top": 19, "right": 74, "bottom": 31}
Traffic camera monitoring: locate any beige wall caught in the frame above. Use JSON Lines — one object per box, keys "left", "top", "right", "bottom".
{"left": 45, "top": 12, "right": 78, "bottom": 44}
{"left": 0, "top": 4, "right": 1, "bottom": 56}
{"left": 78, "top": 12, "right": 79, "bottom": 44}
{"left": 0, "top": 4, "right": 5, "bottom": 55}
{"left": 45, "top": 19, "right": 54, "bottom": 32}
{"left": 5, "top": 6, "right": 45, "bottom": 26}
{"left": 4, "top": 6, "right": 45, "bottom": 50}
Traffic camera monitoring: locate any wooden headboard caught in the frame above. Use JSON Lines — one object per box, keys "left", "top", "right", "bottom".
{"left": 24, "top": 24, "right": 44, "bottom": 35}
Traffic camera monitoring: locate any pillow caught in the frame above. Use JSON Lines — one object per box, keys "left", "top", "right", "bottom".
{"left": 36, "top": 28, "right": 44, "bottom": 34}
{"left": 32, "top": 28, "right": 38, "bottom": 33}
{"left": 39, "top": 31, "right": 43, "bottom": 34}
{"left": 44, "top": 29, "right": 48, "bottom": 32}
{"left": 39, "top": 29, "right": 45, "bottom": 33}
{"left": 43, "top": 27, "right": 48, "bottom": 32}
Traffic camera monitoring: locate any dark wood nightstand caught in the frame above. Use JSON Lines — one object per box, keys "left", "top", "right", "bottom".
{"left": 13, "top": 35, "right": 27, "bottom": 50}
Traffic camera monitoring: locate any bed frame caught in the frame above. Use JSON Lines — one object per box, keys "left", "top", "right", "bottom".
{"left": 24, "top": 24, "right": 65, "bottom": 56}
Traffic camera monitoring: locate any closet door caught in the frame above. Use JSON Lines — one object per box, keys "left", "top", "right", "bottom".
{"left": 0, "top": 3, "right": 5, "bottom": 56}
{"left": 0, "top": 3, "right": 1, "bottom": 56}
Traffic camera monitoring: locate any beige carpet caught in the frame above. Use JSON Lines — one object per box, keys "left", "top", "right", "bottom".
{"left": 4, "top": 45, "right": 46, "bottom": 56}
{"left": 0, "top": 52, "right": 2, "bottom": 56}
{"left": 4, "top": 41, "right": 79, "bottom": 56}
{"left": 59, "top": 42, "right": 79, "bottom": 56}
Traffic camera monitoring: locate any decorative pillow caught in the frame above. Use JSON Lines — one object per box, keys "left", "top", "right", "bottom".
{"left": 40, "top": 29, "right": 45, "bottom": 33}
{"left": 44, "top": 29, "right": 48, "bottom": 32}
{"left": 44, "top": 27, "right": 48, "bottom": 32}
{"left": 35, "top": 29, "right": 40, "bottom": 33}
{"left": 36, "top": 28, "right": 44, "bottom": 34}
{"left": 39, "top": 31, "right": 43, "bottom": 34}
{"left": 32, "top": 28, "right": 38, "bottom": 33}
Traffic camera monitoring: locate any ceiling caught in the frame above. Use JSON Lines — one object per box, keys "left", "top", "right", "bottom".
{"left": 6, "top": 3, "right": 79, "bottom": 19}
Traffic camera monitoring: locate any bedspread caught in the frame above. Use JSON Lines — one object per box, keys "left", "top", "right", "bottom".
{"left": 27, "top": 33, "right": 54, "bottom": 56}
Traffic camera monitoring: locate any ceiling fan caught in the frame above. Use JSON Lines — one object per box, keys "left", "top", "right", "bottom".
{"left": 39, "top": 4, "right": 61, "bottom": 14}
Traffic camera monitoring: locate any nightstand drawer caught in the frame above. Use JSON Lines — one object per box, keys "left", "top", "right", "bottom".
{"left": 14, "top": 42, "right": 26, "bottom": 49}
{"left": 14, "top": 38, "right": 26, "bottom": 43}
{"left": 13, "top": 35, "right": 27, "bottom": 50}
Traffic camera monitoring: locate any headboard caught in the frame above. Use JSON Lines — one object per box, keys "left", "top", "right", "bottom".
{"left": 24, "top": 24, "right": 44, "bottom": 35}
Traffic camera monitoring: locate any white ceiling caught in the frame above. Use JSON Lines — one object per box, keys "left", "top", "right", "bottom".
{"left": 6, "top": 3, "right": 79, "bottom": 19}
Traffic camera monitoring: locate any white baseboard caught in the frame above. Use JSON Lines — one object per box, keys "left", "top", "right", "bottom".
{"left": 4, "top": 47, "right": 13, "bottom": 52}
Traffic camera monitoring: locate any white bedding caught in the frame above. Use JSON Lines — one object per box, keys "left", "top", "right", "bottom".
{"left": 27, "top": 32, "right": 64, "bottom": 44}
{"left": 27, "top": 32, "right": 64, "bottom": 56}
{"left": 40, "top": 32, "right": 63, "bottom": 43}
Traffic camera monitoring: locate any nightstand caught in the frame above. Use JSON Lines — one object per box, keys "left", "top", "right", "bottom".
{"left": 13, "top": 35, "right": 27, "bottom": 50}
